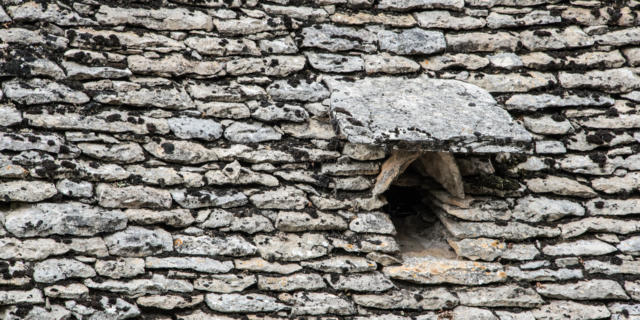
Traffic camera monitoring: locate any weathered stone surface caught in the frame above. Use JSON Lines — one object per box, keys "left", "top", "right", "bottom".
{"left": 173, "top": 234, "right": 256, "bottom": 256}
{"left": 214, "top": 17, "right": 287, "bottom": 35}
{"left": 56, "top": 179, "right": 93, "bottom": 198}
{"left": 378, "top": 28, "right": 445, "bottom": 55}
{"left": 143, "top": 139, "right": 218, "bottom": 164}
{"left": 301, "top": 256, "right": 377, "bottom": 273}
{"left": 378, "top": 0, "right": 464, "bottom": 10}
{"left": 96, "top": 5, "right": 213, "bottom": 30}
{"left": 487, "top": 10, "right": 559, "bottom": 28}
{"left": 276, "top": 211, "right": 347, "bottom": 232}
{"left": 506, "top": 267, "right": 583, "bottom": 282}
{"left": 89, "top": 79, "right": 193, "bottom": 110}
{"left": 363, "top": 53, "right": 420, "bottom": 74}
{"left": 194, "top": 274, "right": 256, "bottom": 293}
{"left": 415, "top": 10, "right": 485, "bottom": 29}
{"left": 456, "top": 285, "right": 544, "bottom": 307}
{"left": 326, "top": 75, "right": 531, "bottom": 150}
{"left": 513, "top": 196, "right": 585, "bottom": 222}
{"left": 591, "top": 172, "right": 640, "bottom": 194}
{"left": 559, "top": 68, "right": 640, "bottom": 93}
{"left": 0, "top": 132, "right": 73, "bottom": 154}
{"left": 44, "top": 283, "right": 89, "bottom": 299}
{"left": 235, "top": 257, "right": 302, "bottom": 274}
{"left": 96, "top": 258, "right": 145, "bottom": 279}
{"left": 0, "top": 289, "right": 44, "bottom": 305}
{"left": 205, "top": 293, "right": 288, "bottom": 313}
{"left": 451, "top": 306, "right": 498, "bottom": 320}
{"left": 0, "top": 180, "right": 56, "bottom": 202}
{"left": 33, "top": 259, "right": 96, "bottom": 283}
{"left": 128, "top": 54, "right": 225, "bottom": 77}
{"left": 505, "top": 93, "right": 614, "bottom": 111}
{"left": 249, "top": 186, "right": 308, "bottom": 210}
{"left": 523, "top": 115, "right": 573, "bottom": 135}
{"left": 325, "top": 272, "right": 394, "bottom": 292}
{"left": 383, "top": 256, "right": 507, "bottom": 285}
{"left": 617, "top": 236, "right": 640, "bottom": 255}
{"left": 0, "top": 104, "right": 22, "bottom": 127}
{"left": 146, "top": 257, "right": 233, "bottom": 273}
{"left": 0, "top": 28, "right": 67, "bottom": 48}
{"left": 78, "top": 143, "right": 145, "bottom": 163}
{"left": 63, "top": 61, "right": 131, "bottom": 80}
{"left": 560, "top": 217, "right": 640, "bottom": 238}
{"left": 349, "top": 212, "right": 396, "bottom": 234}
{"left": 258, "top": 273, "right": 326, "bottom": 291}
{"left": 25, "top": 109, "right": 170, "bottom": 135}
{"left": 584, "top": 259, "right": 640, "bottom": 275}
{"left": 520, "top": 26, "right": 593, "bottom": 50}
{"left": 168, "top": 117, "right": 223, "bottom": 141}
{"left": 84, "top": 274, "right": 193, "bottom": 297}
{"left": 446, "top": 32, "right": 519, "bottom": 52}
{"left": 301, "top": 24, "right": 377, "bottom": 52}
{"left": 172, "top": 189, "right": 248, "bottom": 209}
{"left": 531, "top": 301, "right": 610, "bottom": 320}
{"left": 105, "top": 226, "right": 172, "bottom": 257}
{"left": 306, "top": 52, "right": 364, "bottom": 73}
{"left": 526, "top": 176, "right": 597, "bottom": 198}
{"left": 69, "top": 28, "right": 185, "bottom": 52}
{"left": 254, "top": 233, "right": 332, "bottom": 261}
{"left": 4, "top": 202, "right": 126, "bottom": 237}
{"left": 352, "top": 288, "right": 458, "bottom": 310}
{"left": 465, "top": 72, "right": 556, "bottom": 93}
{"left": 125, "top": 208, "right": 194, "bottom": 227}
{"left": 137, "top": 295, "right": 204, "bottom": 310}
{"left": 7, "top": 1, "right": 95, "bottom": 25}
{"left": 0, "top": 238, "right": 68, "bottom": 260}
{"left": 96, "top": 184, "right": 173, "bottom": 209}
{"left": 224, "top": 122, "right": 282, "bottom": 143}
{"left": 185, "top": 36, "right": 259, "bottom": 56}
{"left": 536, "top": 280, "right": 629, "bottom": 300}
{"left": 252, "top": 103, "right": 309, "bottom": 123}
{"left": 586, "top": 199, "right": 640, "bottom": 216}
{"left": 290, "top": 292, "right": 356, "bottom": 316}
{"left": 3, "top": 78, "right": 89, "bottom": 105}
{"left": 542, "top": 240, "right": 617, "bottom": 256}
{"left": 439, "top": 214, "right": 560, "bottom": 240}
{"left": 267, "top": 79, "right": 329, "bottom": 102}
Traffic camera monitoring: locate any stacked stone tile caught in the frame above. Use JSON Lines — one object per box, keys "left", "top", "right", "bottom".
{"left": 0, "top": 0, "right": 640, "bottom": 319}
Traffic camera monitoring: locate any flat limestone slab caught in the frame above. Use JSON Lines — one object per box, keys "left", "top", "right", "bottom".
{"left": 325, "top": 75, "right": 532, "bottom": 152}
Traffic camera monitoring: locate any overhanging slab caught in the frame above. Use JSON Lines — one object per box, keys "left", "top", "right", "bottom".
{"left": 325, "top": 76, "right": 532, "bottom": 153}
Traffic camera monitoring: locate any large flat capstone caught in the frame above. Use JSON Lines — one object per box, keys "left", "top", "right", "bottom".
{"left": 325, "top": 76, "right": 532, "bottom": 152}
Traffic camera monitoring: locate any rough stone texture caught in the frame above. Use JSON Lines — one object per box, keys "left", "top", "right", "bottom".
{"left": 2, "top": 1, "right": 640, "bottom": 318}
{"left": 326, "top": 76, "right": 531, "bottom": 151}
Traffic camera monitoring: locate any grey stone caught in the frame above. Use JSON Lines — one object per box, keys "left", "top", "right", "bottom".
{"left": 194, "top": 274, "right": 256, "bottom": 293}
{"left": 301, "top": 24, "right": 377, "bottom": 52}
{"left": 0, "top": 104, "right": 22, "bottom": 126}
{"left": 464, "top": 72, "right": 556, "bottom": 93}
{"left": 225, "top": 56, "right": 305, "bottom": 76}
{"left": 259, "top": 37, "right": 298, "bottom": 54}
{"left": 421, "top": 53, "right": 489, "bottom": 71}
{"left": 559, "top": 68, "right": 640, "bottom": 93}
{"left": 542, "top": 239, "right": 617, "bottom": 256}
{"left": 198, "top": 101, "right": 251, "bottom": 119}
{"left": 96, "top": 183, "right": 173, "bottom": 209}
{"left": 363, "top": 53, "right": 420, "bottom": 74}
{"left": 33, "top": 259, "right": 96, "bottom": 283}
{"left": 69, "top": 29, "right": 185, "bottom": 52}
{"left": 595, "top": 27, "right": 640, "bottom": 46}
{"left": 524, "top": 115, "right": 573, "bottom": 135}
{"left": 6, "top": 57, "right": 65, "bottom": 79}
{"left": 234, "top": 257, "right": 302, "bottom": 274}
{"left": 95, "top": 258, "right": 145, "bottom": 279}
{"left": 0, "top": 132, "right": 73, "bottom": 154}
{"left": 56, "top": 179, "right": 93, "bottom": 198}
{"left": 105, "top": 226, "right": 173, "bottom": 257}
{"left": 531, "top": 301, "right": 610, "bottom": 320}
{"left": 224, "top": 122, "right": 282, "bottom": 143}
{"left": 214, "top": 17, "right": 287, "bottom": 35}
{"left": 536, "top": 280, "right": 629, "bottom": 300}
{"left": 78, "top": 143, "right": 145, "bottom": 164}
{"left": 0, "top": 28, "right": 67, "bottom": 48}
{"left": 258, "top": 273, "right": 326, "bottom": 291}
{"left": 96, "top": 5, "right": 212, "bottom": 30}
{"left": 584, "top": 259, "right": 640, "bottom": 275}
{"left": 0, "top": 289, "right": 44, "bottom": 305}
{"left": 505, "top": 93, "right": 614, "bottom": 111}
{"left": 90, "top": 296, "right": 141, "bottom": 319}
{"left": 125, "top": 208, "right": 194, "bottom": 227}
{"left": 275, "top": 211, "right": 347, "bottom": 232}
{"left": 306, "top": 52, "right": 364, "bottom": 73}
{"left": 451, "top": 306, "right": 498, "bottom": 320}
{"left": 198, "top": 208, "right": 234, "bottom": 228}
{"left": 252, "top": 103, "right": 309, "bottom": 122}
{"left": 263, "top": 4, "right": 328, "bottom": 20}
{"left": 526, "top": 176, "right": 597, "bottom": 198}
{"left": 185, "top": 36, "right": 259, "bottom": 56}
{"left": 171, "top": 189, "right": 248, "bottom": 209}
{"left": 0, "top": 180, "right": 56, "bottom": 202}
{"left": 494, "top": 311, "right": 536, "bottom": 320}
{"left": 349, "top": 212, "right": 396, "bottom": 234}
{"left": 513, "top": 195, "right": 585, "bottom": 222}
{"left": 625, "top": 281, "right": 640, "bottom": 300}
{"left": 267, "top": 79, "right": 329, "bottom": 102}
{"left": 84, "top": 274, "right": 192, "bottom": 297}
{"left": 4, "top": 202, "right": 126, "bottom": 237}
{"left": 487, "top": 10, "right": 560, "bottom": 28}
{"left": 488, "top": 53, "right": 523, "bottom": 69}
{"left": 249, "top": 186, "right": 308, "bottom": 210}
{"left": 456, "top": 285, "right": 544, "bottom": 307}
{"left": 587, "top": 199, "right": 640, "bottom": 216}
{"left": 383, "top": 256, "right": 506, "bottom": 285}
{"left": 223, "top": 214, "right": 274, "bottom": 234}
{"left": 302, "top": 255, "right": 377, "bottom": 273}
{"left": 592, "top": 172, "right": 640, "bottom": 194}
{"left": 63, "top": 61, "right": 131, "bottom": 80}
{"left": 446, "top": 32, "right": 519, "bottom": 52}
{"left": 439, "top": 214, "right": 560, "bottom": 240}
{"left": 187, "top": 81, "right": 266, "bottom": 102}
{"left": 520, "top": 26, "right": 593, "bottom": 50}
{"left": 617, "top": 236, "right": 640, "bottom": 255}
{"left": 89, "top": 79, "right": 193, "bottom": 110}
{"left": 290, "top": 292, "right": 356, "bottom": 316}
{"left": 205, "top": 293, "right": 288, "bottom": 313}
{"left": 353, "top": 288, "right": 458, "bottom": 310}
{"left": 25, "top": 109, "right": 170, "bottom": 135}
{"left": 168, "top": 117, "right": 223, "bottom": 141}
{"left": 326, "top": 75, "right": 531, "bottom": 150}
{"left": 173, "top": 234, "right": 257, "bottom": 256}
{"left": 146, "top": 257, "right": 233, "bottom": 273}
{"left": 0, "top": 238, "right": 68, "bottom": 260}
{"left": 506, "top": 267, "right": 583, "bottom": 282}
{"left": 125, "top": 165, "right": 184, "bottom": 186}
{"left": 560, "top": 217, "right": 640, "bottom": 238}
{"left": 254, "top": 233, "right": 332, "bottom": 261}
{"left": 331, "top": 234, "right": 400, "bottom": 253}
{"left": 377, "top": 0, "right": 464, "bottom": 10}
{"left": 143, "top": 139, "right": 218, "bottom": 164}
{"left": 3, "top": 78, "right": 89, "bottom": 105}
{"left": 325, "top": 272, "right": 394, "bottom": 292}
{"left": 415, "top": 10, "right": 485, "bottom": 29}
{"left": 137, "top": 295, "right": 204, "bottom": 310}
{"left": 560, "top": 154, "right": 623, "bottom": 175}
{"left": 44, "top": 284, "right": 89, "bottom": 299}
{"left": 378, "top": 28, "right": 445, "bottom": 55}
{"left": 127, "top": 54, "right": 225, "bottom": 77}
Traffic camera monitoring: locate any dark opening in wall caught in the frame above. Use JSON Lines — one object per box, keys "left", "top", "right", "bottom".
{"left": 382, "top": 166, "right": 457, "bottom": 260}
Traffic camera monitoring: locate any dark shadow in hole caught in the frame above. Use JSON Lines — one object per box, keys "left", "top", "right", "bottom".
{"left": 382, "top": 166, "right": 457, "bottom": 260}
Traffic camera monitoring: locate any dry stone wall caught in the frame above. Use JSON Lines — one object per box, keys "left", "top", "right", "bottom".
{"left": 1, "top": 0, "right": 640, "bottom": 319}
